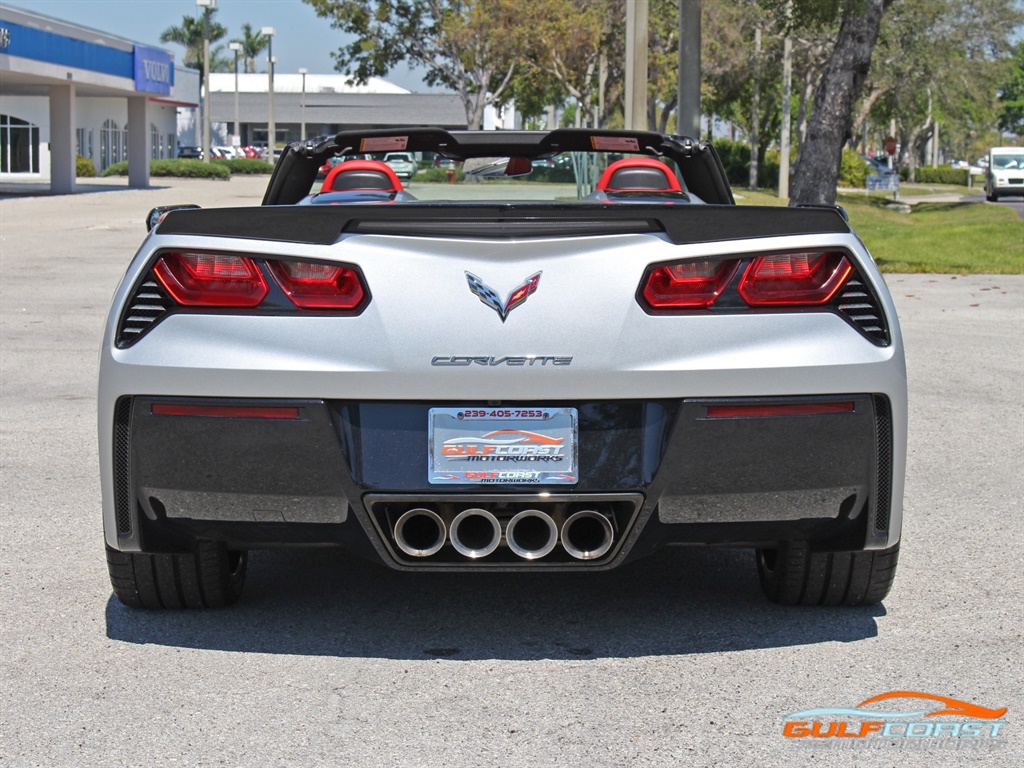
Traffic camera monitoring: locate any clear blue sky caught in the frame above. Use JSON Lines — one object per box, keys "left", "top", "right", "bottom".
{"left": 8, "top": 0, "right": 438, "bottom": 91}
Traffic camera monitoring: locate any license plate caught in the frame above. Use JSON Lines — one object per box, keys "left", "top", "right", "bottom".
{"left": 428, "top": 407, "right": 578, "bottom": 485}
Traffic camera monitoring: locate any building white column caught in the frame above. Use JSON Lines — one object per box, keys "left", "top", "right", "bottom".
{"left": 127, "top": 96, "right": 150, "bottom": 188}
{"left": 48, "top": 84, "right": 76, "bottom": 194}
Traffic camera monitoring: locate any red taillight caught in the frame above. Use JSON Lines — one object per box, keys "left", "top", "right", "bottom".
{"left": 152, "top": 403, "right": 301, "bottom": 419}
{"left": 642, "top": 259, "right": 739, "bottom": 309}
{"left": 268, "top": 260, "right": 367, "bottom": 310}
{"left": 707, "top": 401, "right": 855, "bottom": 418}
{"left": 737, "top": 251, "right": 852, "bottom": 306}
{"left": 153, "top": 252, "right": 268, "bottom": 307}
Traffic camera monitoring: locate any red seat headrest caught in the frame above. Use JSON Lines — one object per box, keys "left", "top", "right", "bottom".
{"left": 322, "top": 160, "right": 404, "bottom": 193}
{"left": 596, "top": 157, "right": 681, "bottom": 192}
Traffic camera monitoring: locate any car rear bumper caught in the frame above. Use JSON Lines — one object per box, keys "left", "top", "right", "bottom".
{"left": 105, "top": 394, "right": 896, "bottom": 570}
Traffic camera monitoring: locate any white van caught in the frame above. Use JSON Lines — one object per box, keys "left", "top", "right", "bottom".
{"left": 984, "top": 146, "right": 1024, "bottom": 201}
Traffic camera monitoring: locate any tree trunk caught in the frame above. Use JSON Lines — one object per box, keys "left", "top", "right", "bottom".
{"left": 789, "top": 0, "right": 891, "bottom": 206}
{"left": 906, "top": 88, "right": 933, "bottom": 182}
{"left": 657, "top": 95, "right": 678, "bottom": 133}
{"left": 795, "top": 69, "right": 816, "bottom": 151}
{"left": 851, "top": 85, "right": 888, "bottom": 142}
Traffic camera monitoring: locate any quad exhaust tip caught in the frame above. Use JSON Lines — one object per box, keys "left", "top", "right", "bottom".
{"left": 506, "top": 509, "right": 559, "bottom": 560}
{"left": 391, "top": 504, "right": 616, "bottom": 561}
{"left": 393, "top": 507, "right": 446, "bottom": 557}
{"left": 449, "top": 508, "right": 502, "bottom": 558}
{"left": 561, "top": 510, "right": 614, "bottom": 560}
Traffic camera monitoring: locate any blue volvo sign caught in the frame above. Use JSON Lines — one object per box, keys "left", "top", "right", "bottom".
{"left": 133, "top": 45, "right": 173, "bottom": 95}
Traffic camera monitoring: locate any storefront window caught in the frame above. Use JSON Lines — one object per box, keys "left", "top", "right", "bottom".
{"left": 100, "top": 119, "right": 124, "bottom": 170}
{"left": 1, "top": 114, "right": 41, "bottom": 173}
{"left": 76, "top": 127, "right": 93, "bottom": 160}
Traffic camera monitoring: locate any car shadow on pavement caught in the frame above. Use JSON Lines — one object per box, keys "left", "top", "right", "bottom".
{"left": 105, "top": 547, "right": 885, "bottom": 660}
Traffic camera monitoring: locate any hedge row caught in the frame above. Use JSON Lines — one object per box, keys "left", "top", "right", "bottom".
{"left": 712, "top": 139, "right": 780, "bottom": 190}
{"left": 898, "top": 166, "right": 970, "bottom": 185}
{"left": 528, "top": 166, "right": 576, "bottom": 184}
{"left": 101, "top": 159, "right": 230, "bottom": 178}
{"left": 416, "top": 167, "right": 466, "bottom": 183}
{"left": 99, "top": 158, "right": 273, "bottom": 178}
{"left": 712, "top": 141, "right": 870, "bottom": 190}
{"left": 212, "top": 158, "right": 275, "bottom": 174}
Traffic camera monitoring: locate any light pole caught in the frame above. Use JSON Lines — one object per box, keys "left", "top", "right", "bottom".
{"left": 298, "top": 67, "right": 308, "bottom": 140}
{"left": 229, "top": 41, "right": 242, "bottom": 149}
{"left": 624, "top": 0, "right": 648, "bottom": 130}
{"left": 197, "top": 0, "right": 216, "bottom": 162}
{"left": 261, "top": 26, "right": 276, "bottom": 155}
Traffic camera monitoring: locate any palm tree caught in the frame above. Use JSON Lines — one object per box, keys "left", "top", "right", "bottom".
{"left": 209, "top": 45, "right": 234, "bottom": 74}
{"left": 231, "top": 23, "right": 269, "bottom": 74}
{"left": 159, "top": 9, "right": 228, "bottom": 84}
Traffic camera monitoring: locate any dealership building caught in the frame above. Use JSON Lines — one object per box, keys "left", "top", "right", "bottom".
{"left": 0, "top": 3, "right": 198, "bottom": 191}
{"left": 204, "top": 72, "right": 466, "bottom": 148}
{"left": 0, "top": 3, "right": 487, "bottom": 193}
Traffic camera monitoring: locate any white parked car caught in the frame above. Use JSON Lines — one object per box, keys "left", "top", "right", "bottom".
{"left": 383, "top": 152, "right": 418, "bottom": 180}
{"left": 984, "top": 146, "right": 1024, "bottom": 201}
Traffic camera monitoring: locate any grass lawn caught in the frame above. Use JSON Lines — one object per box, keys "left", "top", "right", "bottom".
{"left": 733, "top": 187, "right": 1023, "bottom": 273}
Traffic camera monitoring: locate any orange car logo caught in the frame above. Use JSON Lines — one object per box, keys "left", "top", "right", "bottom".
{"left": 478, "top": 430, "right": 562, "bottom": 445}
{"left": 441, "top": 430, "right": 566, "bottom": 458}
{"left": 856, "top": 692, "right": 1007, "bottom": 720}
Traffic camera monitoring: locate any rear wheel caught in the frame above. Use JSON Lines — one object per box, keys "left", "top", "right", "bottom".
{"left": 106, "top": 541, "right": 247, "bottom": 609}
{"left": 756, "top": 540, "right": 899, "bottom": 606}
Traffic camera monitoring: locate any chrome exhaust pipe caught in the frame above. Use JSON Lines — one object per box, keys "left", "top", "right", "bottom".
{"left": 506, "top": 509, "right": 558, "bottom": 560}
{"left": 561, "top": 510, "right": 614, "bottom": 560}
{"left": 449, "top": 508, "right": 501, "bottom": 558}
{"left": 393, "top": 508, "right": 446, "bottom": 557}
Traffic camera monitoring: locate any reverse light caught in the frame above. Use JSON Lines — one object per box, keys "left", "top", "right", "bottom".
{"left": 268, "top": 260, "right": 367, "bottom": 310}
{"left": 737, "top": 251, "right": 852, "bottom": 306}
{"left": 153, "top": 252, "right": 268, "bottom": 306}
{"left": 641, "top": 259, "right": 739, "bottom": 309}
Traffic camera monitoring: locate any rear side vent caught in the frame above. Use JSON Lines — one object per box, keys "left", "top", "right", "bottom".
{"left": 873, "top": 395, "right": 893, "bottom": 532}
{"left": 834, "top": 277, "right": 890, "bottom": 346}
{"left": 113, "top": 397, "right": 134, "bottom": 535}
{"left": 117, "top": 274, "right": 173, "bottom": 347}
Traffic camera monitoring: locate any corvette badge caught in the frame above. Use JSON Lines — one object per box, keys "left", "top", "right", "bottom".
{"left": 465, "top": 271, "right": 541, "bottom": 322}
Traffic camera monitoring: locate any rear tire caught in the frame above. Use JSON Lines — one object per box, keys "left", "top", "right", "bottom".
{"left": 106, "top": 541, "right": 247, "bottom": 609}
{"left": 756, "top": 541, "right": 899, "bottom": 606}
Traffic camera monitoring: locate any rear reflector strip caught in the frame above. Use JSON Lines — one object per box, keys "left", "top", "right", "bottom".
{"left": 707, "top": 402, "right": 855, "bottom": 418}
{"left": 151, "top": 404, "right": 301, "bottom": 419}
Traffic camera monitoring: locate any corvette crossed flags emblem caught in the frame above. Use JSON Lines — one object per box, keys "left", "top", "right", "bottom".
{"left": 465, "top": 271, "right": 542, "bottom": 322}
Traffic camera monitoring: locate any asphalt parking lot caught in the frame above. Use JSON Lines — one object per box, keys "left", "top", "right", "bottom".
{"left": 1, "top": 176, "right": 1021, "bottom": 767}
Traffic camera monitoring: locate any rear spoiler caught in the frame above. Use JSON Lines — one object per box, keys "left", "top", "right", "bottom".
{"left": 158, "top": 203, "right": 850, "bottom": 246}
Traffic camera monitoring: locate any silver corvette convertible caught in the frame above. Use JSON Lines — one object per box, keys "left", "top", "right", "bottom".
{"left": 100, "top": 128, "right": 905, "bottom": 608}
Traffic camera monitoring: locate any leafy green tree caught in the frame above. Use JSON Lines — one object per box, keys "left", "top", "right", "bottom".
{"left": 998, "top": 41, "right": 1024, "bottom": 135}
{"left": 159, "top": 9, "right": 227, "bottom": 83}
{"left": 302, "top": 0, "right": 524, "bottom": 128}
{"left": 520, "top": 0, "right": 613, "bottom": 127}
{"left": 646, "top": 0, "right": 683, "bottom": 133}
{"left": 853, "top": 0, "right": 1020, "bottom": 177}
{"left": 510, "top": 65, "right": 565, "bottom": 128}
